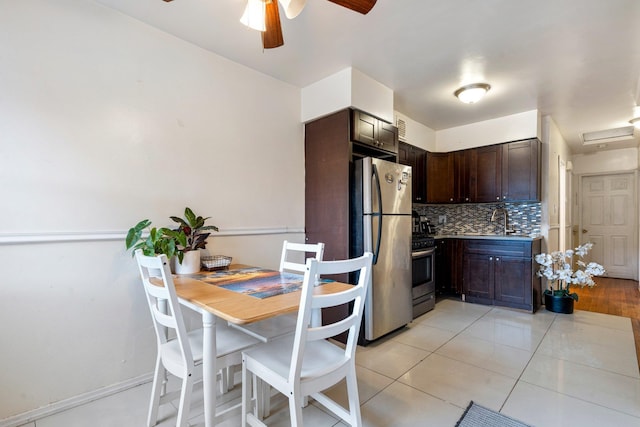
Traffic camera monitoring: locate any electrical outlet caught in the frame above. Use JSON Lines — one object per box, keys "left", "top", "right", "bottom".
{"left": 439, "top": 215, "right": 446, "bottom": 224}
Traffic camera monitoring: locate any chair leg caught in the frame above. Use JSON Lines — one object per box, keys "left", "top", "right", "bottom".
{"left": 147, "top": 357, "right": 164, "bottom": 427}
{"left": 258, "top": 379, "right": 270, "bottom": 419}
{"left": 241, "top": 358, "right": 251, "bottom": 426}
{"left": 175, "top": 375, "right": 194, "bottom": 427}
{"left": 345, "top": 368, "right": 362, "bottom": 427}
{"left": 288, "top": 393, "right": 304, "bottom": 427}
{"left": 227, "top": 365, "right": 238, "bottom": 391}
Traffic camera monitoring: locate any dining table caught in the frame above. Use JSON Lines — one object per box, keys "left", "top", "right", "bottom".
{"left": 165, "top": 264, "right": 354, "bottom": 427}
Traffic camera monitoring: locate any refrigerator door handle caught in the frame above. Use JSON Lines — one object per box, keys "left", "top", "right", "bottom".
{"left": 371, "top": 164, "right": 383, "bottom": 264}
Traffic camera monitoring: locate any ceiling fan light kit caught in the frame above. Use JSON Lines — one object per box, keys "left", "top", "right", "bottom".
{"left": 240, "top": 0, "right": 267, "bottom": 31}
{"left": 454, "top": 83, "right": 491, "bottom": 104}
{"left": 279, "top": 0, "right": 306, "bottom": 19}
{"left": 239, "top": 0, "right": 376, "bottom": 49}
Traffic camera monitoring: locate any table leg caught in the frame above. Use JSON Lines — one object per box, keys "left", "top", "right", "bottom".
{"left": 202, "top": 311, "right": 217, "bottom": 427}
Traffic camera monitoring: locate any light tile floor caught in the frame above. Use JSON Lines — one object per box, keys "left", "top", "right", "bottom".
{"left": 24, "top": 300, "right": 640, "bottom": 427}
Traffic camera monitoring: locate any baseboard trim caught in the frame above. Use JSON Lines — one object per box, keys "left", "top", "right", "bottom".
{"left": 0, "top": 374, "right": 153, "bottom": 427}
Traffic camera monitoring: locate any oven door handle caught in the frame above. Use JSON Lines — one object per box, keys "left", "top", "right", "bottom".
{"left": 412, "top": 248, "right": 435, "bottom": 258}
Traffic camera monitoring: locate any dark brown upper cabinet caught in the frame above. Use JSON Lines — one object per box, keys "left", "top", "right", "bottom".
{"left": 470, "top": 144, "right": 502, "bottom": 203}
{"left": 351, "top": 109, "right": 398, "bottom": 154}
{"left": 453, "top": 149, "right": 471, "bottom": 203}
{"left": 426, "top": 152, "right": 455, "bottom": 203}
{"left": 502, "top": 139, "right": 541, "bottom": 201}
{"left": 398, "top": 142, "right": 427, "bottom": 203}
{"left": 426, "top": 138, "right": 540, "bottom": 204}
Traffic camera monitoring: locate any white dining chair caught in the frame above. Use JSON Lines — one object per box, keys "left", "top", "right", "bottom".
{"left": 135, "top": 250, "right": 260, "bottom": 427}
{"left": 228, "top": 241, "right": 325, "bottom": 418}
{"left": 241, "top": 252, "right": 373, "bottom": 427}
{"left": 229, "top": 240, "right": 325, "bottom": 341}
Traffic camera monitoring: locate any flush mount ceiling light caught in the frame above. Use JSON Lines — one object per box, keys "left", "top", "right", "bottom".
{"left": 454, "top": 83, "right": 491, "bottom": 104}
{"left": 582, "top": 126, "right": 635, "bottom": 145}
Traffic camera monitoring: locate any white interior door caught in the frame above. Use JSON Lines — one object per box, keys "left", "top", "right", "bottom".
{"left": 580, "top": 173, "right": 637, "bottom": 279}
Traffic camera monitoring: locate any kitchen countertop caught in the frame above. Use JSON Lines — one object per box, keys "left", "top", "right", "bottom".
{"left": 436, "top": 233, "right": 543, "bottom": 241}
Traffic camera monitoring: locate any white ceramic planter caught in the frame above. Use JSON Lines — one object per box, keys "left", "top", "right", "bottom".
{"left": 173, "top": 250, "right": 201, "bottom": 274}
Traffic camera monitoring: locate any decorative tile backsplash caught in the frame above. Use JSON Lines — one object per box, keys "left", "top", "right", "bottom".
{"left": 413, "top": 202, "right": 542, "bottom": 236}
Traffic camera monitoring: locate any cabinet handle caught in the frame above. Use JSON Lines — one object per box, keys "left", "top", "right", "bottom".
{"left": 496, "top": 257, "right": 500, "bottom": 261}
{"left": 489, "top": 256, "right": 493, "bottom": 261}
{"left": 450, "top": 198, "right": 454, "bottom": 202}
{"left": 496, "top": 196, "right": 500, "bottom": 200}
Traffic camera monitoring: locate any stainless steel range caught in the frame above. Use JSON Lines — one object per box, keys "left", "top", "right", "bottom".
{"left": 411, "top": 233, "right": 436, "bottom": 318}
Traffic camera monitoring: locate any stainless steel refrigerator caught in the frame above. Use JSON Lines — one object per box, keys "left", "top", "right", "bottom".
{"left": 353, "top": 157, "right": 413, "bottom": 342}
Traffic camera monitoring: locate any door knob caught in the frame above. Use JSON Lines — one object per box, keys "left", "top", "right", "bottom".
{"left": 582, "top": 229, "right": 588, "bottom": 233}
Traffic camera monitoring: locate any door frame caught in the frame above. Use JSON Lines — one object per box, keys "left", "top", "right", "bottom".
{"left": 576, "top": 170, "right": 639, "bottom": 281}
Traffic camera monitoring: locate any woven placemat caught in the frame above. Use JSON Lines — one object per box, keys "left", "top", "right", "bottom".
{"left": 456, "top": 401, "right": 532, "bottom": 427}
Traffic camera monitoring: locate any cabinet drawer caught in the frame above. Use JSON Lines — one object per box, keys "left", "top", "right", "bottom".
{"left": 464, "top": 240, "right": 531, "bottom": 257}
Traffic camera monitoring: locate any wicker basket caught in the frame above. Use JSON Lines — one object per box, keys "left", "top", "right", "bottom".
{"left": 201, "top": 255, "right": 232, "bottom": 271}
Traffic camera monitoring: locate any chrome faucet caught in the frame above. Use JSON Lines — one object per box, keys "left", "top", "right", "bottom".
{"left": 491, "top": 208, "right": 514, "bottom": 235}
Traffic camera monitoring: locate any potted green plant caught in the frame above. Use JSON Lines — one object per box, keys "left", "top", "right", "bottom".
{"left": 535, "top": 242, "right": 605, "bottom": 313}
{"left": 125, "top": 219, "right": 188, "bottom": 262}
{"left": 169, "top": 207, "right": 219, "bottom": 274}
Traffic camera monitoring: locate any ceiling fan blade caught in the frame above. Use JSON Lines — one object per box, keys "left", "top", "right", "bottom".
{"left": 327, "top": 0, "right": 377, "bottom": 14}
{"left": 263, "top": 0, "right": 284, "bottom": 49}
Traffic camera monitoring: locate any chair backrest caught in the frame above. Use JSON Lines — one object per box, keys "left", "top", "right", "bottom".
{"left": 135, "top": 249, "right": 194, "bottom": 375}
{"left": 289, "top": 252, "right": 373, "bottom": 383}
{"left": 279, "top": 240, "right": 325, "bottom": 274}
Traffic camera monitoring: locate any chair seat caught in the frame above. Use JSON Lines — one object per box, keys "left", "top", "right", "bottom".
{"left": 162, "top": 323, "right": 261, "bottom": 366}
{"left": 244, "top": 334, "right": 345, "bottom": 381}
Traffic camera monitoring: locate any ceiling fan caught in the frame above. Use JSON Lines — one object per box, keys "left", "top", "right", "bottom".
{"left": 162, "top": 0, "right": 377, "bottom": 49}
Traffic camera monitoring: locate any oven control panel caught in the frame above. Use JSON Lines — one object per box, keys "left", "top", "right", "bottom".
{"left": 412, "top": 235, "right": 435, "bottom": 251}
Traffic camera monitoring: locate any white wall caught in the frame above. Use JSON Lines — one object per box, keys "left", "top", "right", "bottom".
{"left": 0, "top": 0, "right": 304, "bottom": 420}
{"left": 394, "top": 111, "right": 436, "bottom": 151}
{"left": 435, "top": 110, "right": 540, "bottom": 151}
{"left": 540, "top": 115, "right": 572, "bottom": 254}
{"left": 301, "top": 67, "right": 394, "bottom": 123}
{"left": 571, "top": 147, "right": 639, "bottom": 174}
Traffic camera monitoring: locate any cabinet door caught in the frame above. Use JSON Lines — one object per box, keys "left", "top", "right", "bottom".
{"left": 435, "top": 239, "right": 448, "bottom": 294}
{"left": 454, "top": 150, "right": 471, "bottom": 203}
{"left": 463, "top": 252, "right": 494, "bottom": 301}
{"left": 470, "top": 145, "right": 502, "bottom": 202}
{"left": 494, "top": 255, "right": 531, "bottom": 307}
{"left": 352, "top": 110, "right": 377, "bottom": 145}
{"left": 378, "top": 121, "right": 398, "bottom": 153}
{"left": 399, "top": 142, "right": 427, "bottom": 203}
{"left": 351, "top": 110, "right": 398, "bottom": 154}
{"left": 448, "top": 239, "right": 464, "bottom": 294}
{"left": 426, "top": 152, "right": 455, "bottom": 203}
{"left": 502, "top": 139, "right": 540, "bottom": 201}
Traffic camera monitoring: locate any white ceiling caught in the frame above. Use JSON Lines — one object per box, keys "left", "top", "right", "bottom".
{"left": 93, "top": 0, "right": 640, "bottom": 154}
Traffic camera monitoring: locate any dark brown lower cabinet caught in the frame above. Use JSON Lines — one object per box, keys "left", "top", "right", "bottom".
{"left": 436, "top": 238, "right": 464, "bottom": 296}
{"left": 462, "top": 239, "right": 541, "bottom": 312}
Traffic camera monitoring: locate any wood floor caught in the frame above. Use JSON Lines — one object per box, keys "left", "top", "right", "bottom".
{"left": 572, "top": 277, "right": 640, "bottom": 372}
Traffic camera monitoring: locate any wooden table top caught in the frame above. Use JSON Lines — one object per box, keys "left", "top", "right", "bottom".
{"left": 165, "top": 264, "right": 353, "bottom": 325}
